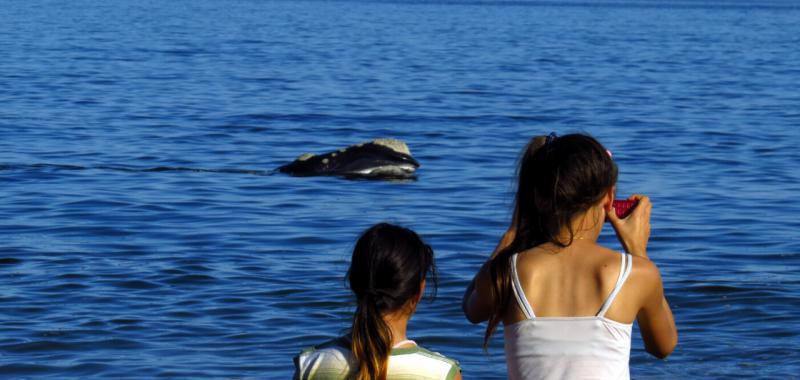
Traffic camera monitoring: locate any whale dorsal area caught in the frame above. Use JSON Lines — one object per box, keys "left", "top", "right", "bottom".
{"left": 278, "top": 139, "right": 419, "bottom": 179}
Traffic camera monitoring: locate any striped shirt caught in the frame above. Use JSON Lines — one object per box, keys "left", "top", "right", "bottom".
{"left": 293, "top": 336, "right": 460, "bottom": 380}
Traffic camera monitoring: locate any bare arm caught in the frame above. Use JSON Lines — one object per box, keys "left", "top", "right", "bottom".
{"left": 636, "top": 260, "right": 678, "bottom": 358}
{"left": 462, "top": 225, "right": 515, "bottom": 323}
{"left": 609, "top": 195, "right": 677, "bottom": 358}
{"left": 462, "top": 260, "right": 494, "bottom": 324}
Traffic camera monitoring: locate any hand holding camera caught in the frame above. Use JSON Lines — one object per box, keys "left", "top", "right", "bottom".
{"left": 608, "top": 195, "right": 652, "bottom": 258}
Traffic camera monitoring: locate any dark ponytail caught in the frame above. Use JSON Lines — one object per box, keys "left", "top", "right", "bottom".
{"left": 484, "top": 133, "right": 617, "bottom": 348}
{"left": 351, "top": 295, "right": 393, "bottom": 380}
{"left": 348, "top": 223, "right": 436, "bottom": 380}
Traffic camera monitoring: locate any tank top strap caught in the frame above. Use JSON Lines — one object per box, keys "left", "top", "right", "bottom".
{"left": 510, "top": 253, "right": 536, "bottom": 319}
{"left": 597, "top": 252, "right": 633, "bottom": 317}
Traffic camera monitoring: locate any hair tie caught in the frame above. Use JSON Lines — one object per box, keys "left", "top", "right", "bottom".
{"left": 545, "top": 132, "right": 558, "bottom": 145}
{"left": 364, "top": 288, "right": 394, "bottom": 300}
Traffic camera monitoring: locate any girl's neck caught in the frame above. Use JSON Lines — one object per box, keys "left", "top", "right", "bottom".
{"left": 383, "top": 310, "right": 413, "bottom": 347}
{"left": 557, "top": 204, "right": 605, "bottom": 244}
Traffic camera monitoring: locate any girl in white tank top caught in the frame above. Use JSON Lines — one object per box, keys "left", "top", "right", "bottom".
{"left": 462, "top": 133, "right": 677, "bottom": 379}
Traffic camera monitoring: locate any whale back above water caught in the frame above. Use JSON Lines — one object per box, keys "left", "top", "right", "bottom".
{"left": 277, "top": 139, "right": 420, "bottom": 179}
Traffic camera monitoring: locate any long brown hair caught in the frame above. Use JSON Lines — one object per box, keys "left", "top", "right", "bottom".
{"left": 483, "top": 133, "right": 617, "bottom": 348}
{"left": 348, "top": 223, "right": 437, "bottom": 380}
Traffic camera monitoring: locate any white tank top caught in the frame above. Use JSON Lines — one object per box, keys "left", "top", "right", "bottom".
{"left": 505, "top": 252, "right": 634, "bottom": 380}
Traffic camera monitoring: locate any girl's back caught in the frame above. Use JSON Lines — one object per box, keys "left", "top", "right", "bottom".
{"left": 504, "top": 243, "right": 652, "bottom": 380}
{"left": 506, "top": 242, "right": 647, "bottom": 324}
{"left": 294, "top": 337, "right": 460, "bottom": 380}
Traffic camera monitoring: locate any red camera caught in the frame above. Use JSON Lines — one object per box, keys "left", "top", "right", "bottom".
{"left": 612, "top": 199, "right": 638, "bottom": 219}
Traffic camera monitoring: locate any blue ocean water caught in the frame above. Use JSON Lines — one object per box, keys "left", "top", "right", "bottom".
{"left": 1, "top": 0, "right": 799, "bottom": 378}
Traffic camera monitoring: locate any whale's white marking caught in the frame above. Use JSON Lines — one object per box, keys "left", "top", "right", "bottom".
{"left": 356, "top": 164, "right": 416, "bottom": 176}
{"left": 297, "top": 153, "right": 315, "bottom": 161}
{"left": 372, "top": 138, "right": 411, "bottom": 155}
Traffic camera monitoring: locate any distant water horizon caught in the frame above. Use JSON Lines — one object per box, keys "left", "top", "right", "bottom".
{"left": 1, "top": 0, "right": 798, "bottom": 378}
{"left": 305, "top": 0, "right": 800, "bottom": 10}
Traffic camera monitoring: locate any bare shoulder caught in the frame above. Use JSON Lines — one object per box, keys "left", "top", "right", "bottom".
{"left": 590, "top": 244, "right": 624, "bottom": 258}
{"left": 593, "top": 245, "right": 630, "bottom": 266}
{"left": 630, "top": 256, "right": 661, "bottom": 278}
{"left": 627, "top": 256, "right": 663, "bottom": 296}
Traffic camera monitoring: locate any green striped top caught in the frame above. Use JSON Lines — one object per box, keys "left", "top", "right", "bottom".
{"left": 293, "top": 336, "right": 461, "bottom": 380}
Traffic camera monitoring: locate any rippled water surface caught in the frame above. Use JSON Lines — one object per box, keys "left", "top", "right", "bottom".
{"left": 2, "top": 0, "right": 799, "bottom": 378}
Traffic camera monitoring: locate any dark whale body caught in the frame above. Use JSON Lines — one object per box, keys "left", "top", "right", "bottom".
{"left": 278, "top": 139, "right": 420, "bottom": 179}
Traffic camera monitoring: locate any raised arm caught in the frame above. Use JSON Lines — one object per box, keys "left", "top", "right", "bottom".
{"left": 609, "top": 194, "right": 677, "bottom": 358}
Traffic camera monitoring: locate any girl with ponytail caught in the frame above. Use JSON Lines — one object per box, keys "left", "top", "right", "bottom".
{"left": 463, "top": 133, "right": 677, "bottom": 379}
{"left": 294, "top": 223, "right": 461, "bottom": 380}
